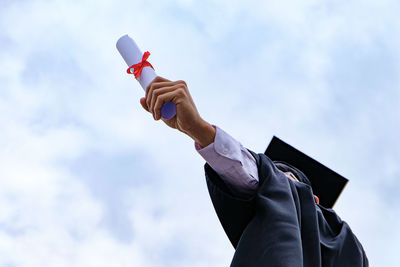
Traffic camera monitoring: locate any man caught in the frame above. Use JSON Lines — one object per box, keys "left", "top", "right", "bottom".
{"left": 140, "top": 76, "right": 369, "bottom": 266}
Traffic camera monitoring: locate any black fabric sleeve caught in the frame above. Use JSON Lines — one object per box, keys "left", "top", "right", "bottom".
{"left": 204, "top": 163, "right": 256, "bottom": 248}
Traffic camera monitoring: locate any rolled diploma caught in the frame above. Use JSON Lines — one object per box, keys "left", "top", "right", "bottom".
{"left": 116, "top": 35, "right": 176, "bottom": 120}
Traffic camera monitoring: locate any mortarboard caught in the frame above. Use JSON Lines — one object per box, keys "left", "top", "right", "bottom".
{"left": 265, "top": 136, "right": 348, "bottom": 208}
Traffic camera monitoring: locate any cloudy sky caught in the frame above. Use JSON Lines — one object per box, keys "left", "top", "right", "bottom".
{"left": 0, "top": 0, "right": 399, "bottom": 266}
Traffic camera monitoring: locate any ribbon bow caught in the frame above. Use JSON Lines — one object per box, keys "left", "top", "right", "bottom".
{"left": 127, "top": 51, "right": 154, "bottom": 78}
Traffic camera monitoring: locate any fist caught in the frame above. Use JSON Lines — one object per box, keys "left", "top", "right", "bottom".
{"left": 140, "top": 76, "right": 200, "bottom": 132}
{"left": 140, "top": 76, "right": 216, "bottom": 147}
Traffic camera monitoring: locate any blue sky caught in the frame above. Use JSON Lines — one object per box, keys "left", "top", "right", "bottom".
{"left": 0, "top": 0, "right": 399, "bottom": 266}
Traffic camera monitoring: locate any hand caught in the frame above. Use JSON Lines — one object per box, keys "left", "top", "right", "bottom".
{"left": 140, "top": 76, "right": 216, "bottom": 147}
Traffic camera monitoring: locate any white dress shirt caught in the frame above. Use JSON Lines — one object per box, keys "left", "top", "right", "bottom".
{"left": 195, "top": 127, "right": 320, "bottom": 204}
{"left": 195, "top": 126, "right": 259, "bottom": 196}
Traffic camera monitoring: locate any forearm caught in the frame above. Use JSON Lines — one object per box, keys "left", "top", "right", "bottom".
{"left": 142, "top": 77, "right": 258, "bottom": 197}
{"left": 185, "top": 118, "right": 216, "bottom": 148}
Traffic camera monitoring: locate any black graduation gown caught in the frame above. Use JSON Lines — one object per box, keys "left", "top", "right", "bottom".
{"left": 205, "top": 150, "right": 368, "bottom": 267}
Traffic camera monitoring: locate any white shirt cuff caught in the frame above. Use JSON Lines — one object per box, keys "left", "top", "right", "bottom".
{"left": 195, "top": 126, "right": 259, "bottom": 196}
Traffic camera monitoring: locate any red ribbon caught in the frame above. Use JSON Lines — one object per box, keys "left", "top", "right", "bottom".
{"left": 127, "top": 51, "right": 154, "bottom": 78}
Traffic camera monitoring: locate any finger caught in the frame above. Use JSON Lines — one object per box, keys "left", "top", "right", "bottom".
{"left": 146, "top": 80, "right": 185, "bottom": 109}
{"left": 149, "top": 84, "right": 182, "bottom": 115}
{"left": 155, "top": 76, "right": 170, "bottom": 82}
{"left": 153, "top": 89, "right": 185, "bottom": 120}
{"left": 145, "top": 76, "right": 170, "bottom": 95}
{"left": 146, "top": 81, "right": 174, "bottom": 108}
{"left": 140, "top": 97, "right": 150, "bottom": 112}
{"left": 149, "top": 80, "right": 187, "bottom": 117}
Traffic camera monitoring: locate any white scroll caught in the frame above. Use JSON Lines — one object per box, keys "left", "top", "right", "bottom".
{"left": 116, "top": 35, "right": 176, "bottom": 119}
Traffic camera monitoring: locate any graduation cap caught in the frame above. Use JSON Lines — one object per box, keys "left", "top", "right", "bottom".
{"left": 265, "top": 136, "right": 348, "bottom": 208}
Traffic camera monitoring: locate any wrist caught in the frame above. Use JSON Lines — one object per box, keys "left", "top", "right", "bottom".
{"left": 188, "top": 119, "right": 216, "bottom": 148}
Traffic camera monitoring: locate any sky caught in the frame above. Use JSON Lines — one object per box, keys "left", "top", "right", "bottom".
{"left": 0, "top": 0, "right": 399, "bottom": 266}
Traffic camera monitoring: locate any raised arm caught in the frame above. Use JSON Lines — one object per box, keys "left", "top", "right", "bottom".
{"left": 141, "top": 76, "right": 259, "bottom": 197}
